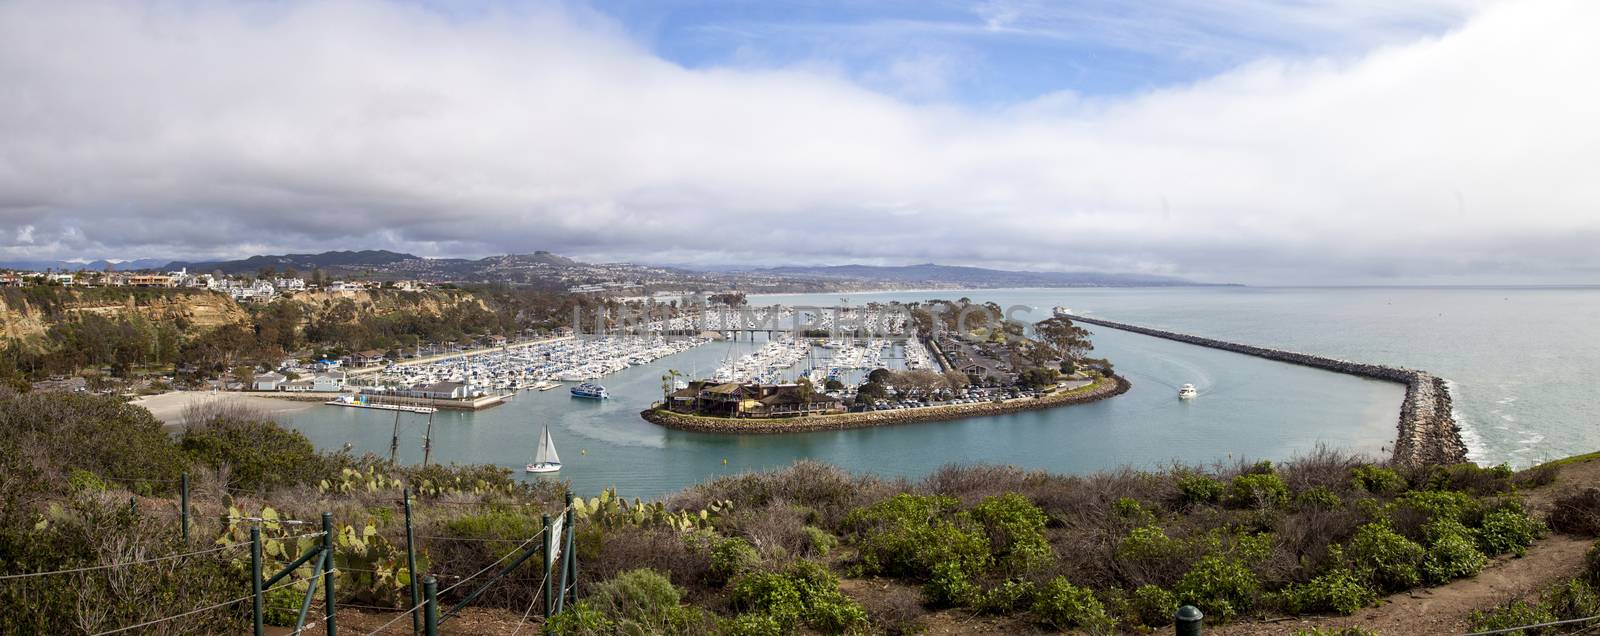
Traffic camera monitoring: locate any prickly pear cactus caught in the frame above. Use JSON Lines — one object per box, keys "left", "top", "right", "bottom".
{"left": 571, "top": 489, "right": 731, "bottom": 532}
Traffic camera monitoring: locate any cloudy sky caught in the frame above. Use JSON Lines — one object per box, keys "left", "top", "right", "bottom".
{"left": 1, "top": 0, "right": 1595, "bottom": 284}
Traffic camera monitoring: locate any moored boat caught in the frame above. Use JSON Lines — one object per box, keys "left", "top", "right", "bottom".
{"left": 1178, "top": 383, "right": 1198, "bottom": 399}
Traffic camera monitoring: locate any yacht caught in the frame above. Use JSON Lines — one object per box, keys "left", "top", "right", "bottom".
{"left": 570, "top": 382, "right": 609, "bottom": 400}
{"left": 1178, "top": 384, "right": 1198, "bottom": 399}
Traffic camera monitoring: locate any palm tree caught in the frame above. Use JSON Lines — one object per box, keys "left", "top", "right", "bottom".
{"left": 660, "top": 368, "right": 682, "bottom": 400}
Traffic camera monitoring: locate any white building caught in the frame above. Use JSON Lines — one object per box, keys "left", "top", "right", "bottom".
{"left": 312, "top": 372, "right": 347, "bottom": 392}
{"left": 252, "top": 372, "right": 286, "bottom": 391}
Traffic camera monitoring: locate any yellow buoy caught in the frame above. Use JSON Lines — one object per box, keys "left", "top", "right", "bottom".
{"left": 722, "top": 458, "right": 728, "bottom": 465}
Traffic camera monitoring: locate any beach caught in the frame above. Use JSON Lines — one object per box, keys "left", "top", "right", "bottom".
{"left": 131, "top": 390, "right": 319, "bottom": 427}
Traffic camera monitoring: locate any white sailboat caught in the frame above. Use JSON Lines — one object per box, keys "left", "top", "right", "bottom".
{"left": 525, "top": 426, "right": 562, "bottom": 473}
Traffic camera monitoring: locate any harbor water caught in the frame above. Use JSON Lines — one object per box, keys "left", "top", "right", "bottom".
{"left": 275, "top": 285, "right": 1585, "bottom": 499}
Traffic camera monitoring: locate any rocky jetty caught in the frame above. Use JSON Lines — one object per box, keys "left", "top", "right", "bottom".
{"left": 1068, "top": 315, "right": 1467, "bottom": 466}
{"left": 641, "top": 375, "right": 1129, "bottom": 434}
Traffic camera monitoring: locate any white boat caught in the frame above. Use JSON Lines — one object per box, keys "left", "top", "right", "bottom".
{"left": 1178, "top": 384, "right": 1198, "bottom": 399}
{"left": 526, "top": 426, "right": 561, "bottom": 473}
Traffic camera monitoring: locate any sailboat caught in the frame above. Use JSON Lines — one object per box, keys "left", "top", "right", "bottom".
{"left": 525, "top": 426, "right": 562, "bottom": 473}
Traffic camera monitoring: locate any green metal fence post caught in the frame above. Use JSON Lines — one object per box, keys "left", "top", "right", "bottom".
{"left": 180, "top": 473, "right": 190, "bottom": 545}
{"left": 564, "top": 491, "right": 577, "bottom": 608}
{"left": 423, "top": 576, "right": 439, "bottom": 636}
{"left": 556, "top": 492, "right": 576, "bottom": 610}
{"left": 128, "top": 496, "right": 136, "bottom": 517}
{"left": 404, "top": 488, "right": 421, "bottom": 636}
{"left": 251, "top": 526, "right": 264, "bottom": 636}
{"left": 1175, "top": 605, "right": 1203, "bottom": 636}
{"left": 322, "top": 512, "right": 337, "bottom": 636}
{"left": 541, "top": 513, "right": 553, "bottom": 620}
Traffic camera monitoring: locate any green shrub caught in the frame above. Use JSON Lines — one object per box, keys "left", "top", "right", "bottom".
{"left": 1278, "top": 568, "right": 1375, "bottom": 615}
{"left": 977, "top": 579, "right": 1037, "bottom": 615}
{"left": 1421, "top": 521, "right": 1488, "bottom": 584}
{"left": 181, "top": 418, "right": 328, "bottom": 492}
{"left": 1585, "top": 541, "right": 1600, "bottom": 587}
{"left": 544, "top": 600, "right": 614, "bottom": 635}
{"left": 1544, "top": 579, "right": 1600, "bottom": 621}
{"left": 1174, "top": 554, "right": 1260, "bottom": 621}
{"left": 969, "top": 493, "right": 1053, "bottom": 574}
{"left": 1226, "top": 473, "right": 1289, "bottom": 509}
{"left": 711, "top": 537, "right": 762, "bottom": 584}
{"left": 1351, "top": 465, "right": 1407, "bottom": 496}
{"left": 1339, "top": 522, "right": 1425, "bottom": 592}
{"left": 722, "top": 613, "right": 785, "bottom": 636}
{"left": 844, "top": 494, "right": 990, "bottom": 586}
{"left": 1129, "top": 584, "right": 1179, "bottom": 627}
{"left": 1295, "top": 486, "right": 1343, "bottom": 511}
{"left": 588, "top": 568, "right": 682, "bottom": 629}
{"left": 1475, "top": 507, "right": 1544, "bottom": 557}
{"left": 1177, "top": 474, "right": 1226, "bottom": 506}
{"left": 1469, "top": 600, "right": 1556, "bottom": 634}
{"left": 1030, "top": 576, "right": 1113, "bottom": 632}
{"left": 66, "top": 469, "right": 107, "bottom": 493}
{"left": 924, "top": 560, "right": 980, "bottom": 608}
{"left": 1113, "top": 497, "right": 1157, "bottom": 526}
{"left": 729, "top": 561, "right": 868, "bottom": 634}
{"left": 802, "top": 526, "right": 837, "bottom": 557}
{"left": 1396, "top": 490, "right": 1479, "bottom": 524}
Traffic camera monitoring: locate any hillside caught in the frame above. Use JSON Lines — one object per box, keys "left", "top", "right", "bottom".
{"left": 0, "top": 287, "right": 248, "bottom": 348}
{"left": 165, "top": 250, "right": 418, "bottom": 275}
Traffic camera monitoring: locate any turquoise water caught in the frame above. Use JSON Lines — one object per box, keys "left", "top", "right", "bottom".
{"left": 277, "top": 286, "right": 1547, "bottom": 499}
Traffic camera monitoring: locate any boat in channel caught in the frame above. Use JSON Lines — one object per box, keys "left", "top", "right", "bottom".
{"left": 570, "top": 382, "right": 609, "bottom": 400}
{"left": 526, "top": 425, "right": 562, "bottom": 473}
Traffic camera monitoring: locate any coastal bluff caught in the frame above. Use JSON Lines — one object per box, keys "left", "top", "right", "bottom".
{"left": 1067, "top": 315, "right": 1467, "bottom": 466}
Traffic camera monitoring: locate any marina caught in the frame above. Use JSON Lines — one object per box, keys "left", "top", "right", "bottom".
{"left": 325, "top": 395, "right": 438, "bottom": 414}
{"left": 354, "top": 335, "right": 711, "bottom": 396}
{"left": 279, "top": 290, "right": 1409, "bottom": 499}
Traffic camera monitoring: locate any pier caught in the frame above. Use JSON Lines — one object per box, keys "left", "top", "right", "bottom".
{"left": 1066, "top": 315, "right": 1467, "bottom": 466}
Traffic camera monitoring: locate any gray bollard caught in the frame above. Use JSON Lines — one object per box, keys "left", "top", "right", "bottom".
{"left": 1175, "top": 605, "right": 1203, "bottom": 635}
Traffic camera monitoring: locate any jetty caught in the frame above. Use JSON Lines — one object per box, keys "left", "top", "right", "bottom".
{"left": 1066, "top": 314, "right": 1467, "bottom": 466}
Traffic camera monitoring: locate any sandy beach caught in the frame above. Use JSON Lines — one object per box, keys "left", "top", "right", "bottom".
{"left": 130, "top": 390, "right": 319, "bottom": 427}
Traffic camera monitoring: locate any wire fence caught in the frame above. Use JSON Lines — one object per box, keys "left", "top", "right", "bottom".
{"left": 5, "top": 474, "right": 578, "bottom": 635}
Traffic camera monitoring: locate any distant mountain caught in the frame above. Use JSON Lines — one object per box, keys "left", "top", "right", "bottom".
{"left": 0, "top": 258, "right": 168, "bottom": 272}
{"left": 165, "top": 250, "right": 419, "bottom": 274}
{"left": 754, "top": 263, "right": 1213, "bottom": 287}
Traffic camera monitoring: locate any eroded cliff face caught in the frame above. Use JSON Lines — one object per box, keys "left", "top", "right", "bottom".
{"left": 0, "top": 289, "right": 250, "bottom": 348}
{"left": 281, "top": 289, "right": 489, "bottom": 323}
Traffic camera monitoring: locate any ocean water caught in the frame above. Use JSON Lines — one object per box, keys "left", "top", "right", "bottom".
{"left": 271, "top": 286, "right": 1600, "bottom": 499}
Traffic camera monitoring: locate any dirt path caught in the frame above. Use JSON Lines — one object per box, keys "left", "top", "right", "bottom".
{"left": 1217, "top": 533, "right": 1592, "bottom": 636}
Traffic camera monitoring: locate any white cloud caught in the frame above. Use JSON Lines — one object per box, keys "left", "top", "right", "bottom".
{"left": 0, "top": 0, "right": 1595, "bottom": 283}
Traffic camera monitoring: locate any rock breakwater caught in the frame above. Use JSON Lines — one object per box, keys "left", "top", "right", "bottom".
{"left": 1067, "top": 315, "right": 1466, "bottom": 466}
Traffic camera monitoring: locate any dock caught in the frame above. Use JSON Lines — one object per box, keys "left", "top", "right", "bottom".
{"left": 324, "top": 399, "right": 438, "bottom": 414}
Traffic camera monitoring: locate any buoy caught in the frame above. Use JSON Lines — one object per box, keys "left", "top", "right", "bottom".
{"left": 580, "top": 449, "right": 587, "bottom": 455}
{"left": 722, "top": 458, "right": 728, "bottom": 465}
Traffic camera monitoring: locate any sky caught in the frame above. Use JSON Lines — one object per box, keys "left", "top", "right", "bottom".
{"left": 0, "top": 0, "right": 1596, "bottom": 285}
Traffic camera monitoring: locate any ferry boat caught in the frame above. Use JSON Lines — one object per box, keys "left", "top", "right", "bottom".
{"left": 526, "top": 426, "right": 561, "bottom": 473}
{"left": 1178, "top": 384, "right": 1198, "bottom": 399}
{"left": 570, "top": 382, "right": 609, "bottom": 400}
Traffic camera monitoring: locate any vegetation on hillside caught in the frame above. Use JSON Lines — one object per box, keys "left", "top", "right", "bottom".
{"left": 0, "top": 389, "right": 1571, "bottom": 634}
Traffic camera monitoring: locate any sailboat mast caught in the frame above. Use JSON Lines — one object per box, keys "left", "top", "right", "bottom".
{"left": 388, "top": 410, "right": 401, "bottom": 464}
{"left": 422, "top": 411, "right": 434, "bottom": 467}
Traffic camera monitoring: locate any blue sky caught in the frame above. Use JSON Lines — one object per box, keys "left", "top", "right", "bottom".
{"left": 578, "top": 0, "right": 1480, "bottom": 104}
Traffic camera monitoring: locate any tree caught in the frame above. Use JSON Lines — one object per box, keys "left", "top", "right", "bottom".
{"left": 867, "top": 368, "right": 892, "bottom": 384}
{"left": 824, "top": 378, "right": 845, "bottom": 392}
{"left": 1033, "top": 316, "right": 1094, "bottom": 361}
